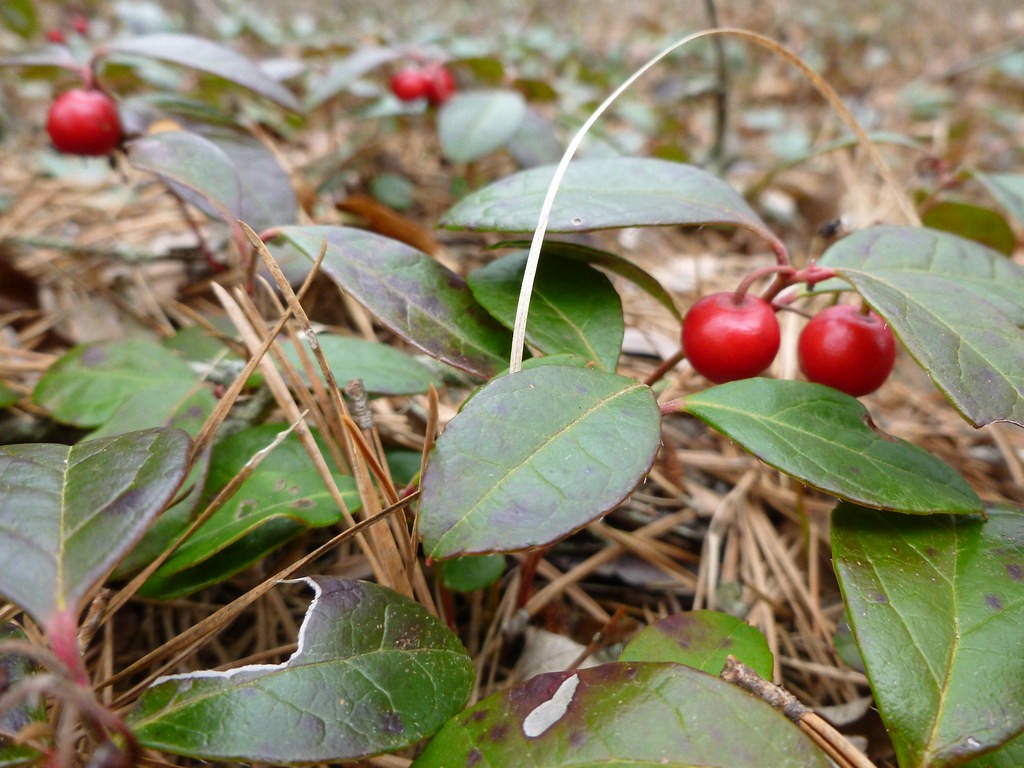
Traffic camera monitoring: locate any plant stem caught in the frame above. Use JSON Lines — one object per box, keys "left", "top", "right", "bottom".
{"left": 645, "top": 346, "right": 687, "bottom": 387}
{"left": 703, "top": 0, "right": 729, "bottom": 171}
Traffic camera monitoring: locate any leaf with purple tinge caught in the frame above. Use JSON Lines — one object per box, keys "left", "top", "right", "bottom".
{"left": 274, "top": 226, "right": 511, "bottom": 378}
{"left": 819, "top": 225, "right": 1024, "bottom": 427}
{"left": 104, "top": 33, "right": 300, "bottom": 111}
{"left": 419, "top": 365, "right": 660, "bottom": 558}
{"left": 441, "top": 157, "right": 784, "bottom": 254}
{"left": 619, "top": 610, "right": 774, "bottom": 679}
{"left": 413, "top": 663, "right": 830, "bottom": 768}
{"left": 128, "top": 578, "right": 474, "bottom": 763}
{"left": 0, "top": 428, "right": 191, "bottom": 627}
{"left": 125, "top": 131, "right": 242, "bottom": 228}
{"left": 834, "top": 502, "right": 1024, "bottom": 768}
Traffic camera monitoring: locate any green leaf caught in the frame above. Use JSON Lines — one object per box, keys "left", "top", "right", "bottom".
{"left": 962, "top": 732, "right": 1024, "bottom": 768}
{"left": 494, "top": 239, "right": 682, "bottom": 321}
{"left": 192, "top": 125, "right": 299, "bottom": 231}
{"left": 420, "top": 365, "right": 661, "bottom": 558}
{"left": 304, "top": 47, "right": 399, "bottom": 109}
{"left": 0, "top": 383, "right": 16, "bottom": 409}
{"left": 0, "top": 0, "right": 37, "bottom": 38}
{"left": 441, "top": 157, "right": 783, "bottom": 252}
{"left": 0, "top": 625, "right": 44, "bottom": 767}
{"left": 139, "top": 425, "right": 359, "bottom": 599}
{"left": 469, "top": 251, "right": 623, "bottom": 371}
{"left": 103, "top": 388, "right": 215, "bottom": 578}
{"left": 129, "top": 577, "right": 474, "bottom": 763}
{"left": 684, "top": 378, "right": 981, "bottom": 514}
{"left": 274, "top": 226, "right": 512, "bottom": 378}
{"left": 104, "top": 34, "right": 300, "bottom": 111}
{"left": 833, "top": 502, "right": 1024, "bottom": 768}
{"left": 0, "top": 429, "right": 190, "bottom": 627}
{"left": 618, "top": 610, "right": 774, "bottom": 679}
{"left": 973, "top": 171, "right": 1024, "bottom": 232}
{"left": 820, "top": 226, "right": 1024, "bottom": 427}
{"left": 413, "top": 663, "right": 830, "bottom": 768}
{"left": 283, "top": 334, "right": 439, "bottom": 395}
{"left": 440, "top": 554, "right": 506, "bottom": 592}
{"left": 438, "top": 90, "right": 527, "bottom": 163}
{"left": 125, "top": 131, "right": 242, "bottom": 228}
{"left": 33, "top": 338, "right": 201, "bottom": 428}
{"left": 505, "top": 107, "right": 564, "bottom": 168}
{"left": 922, "top": 201, "right": 1016, "bottom": 256}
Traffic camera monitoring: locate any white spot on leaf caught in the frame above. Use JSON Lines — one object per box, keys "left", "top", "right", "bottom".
{"left": 522, "top": 674, "right": 579, "bottom": 738}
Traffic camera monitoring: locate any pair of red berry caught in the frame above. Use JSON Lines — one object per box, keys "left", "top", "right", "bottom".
{"left": 682, "top": 293, "right": 896, "bottom": 397}
{"left": 46, "top": 88, "right": 122, "bottom": 156}
{"left": 390, "top": 65, "right": 456, "bottom": 106}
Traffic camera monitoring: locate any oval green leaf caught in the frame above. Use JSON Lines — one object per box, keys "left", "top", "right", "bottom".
{"left": 284, "top": 334, "right": 439, "bottom": 395}
{"left": 684, "top": 378, "right": 981, "bottom": 514}
{"left": 191, "top": 125, "right": 298, "bottom": 231}
{"left": 818, "top": 225, "right": 1024, "bottom": 427}
{"left": 962, "top": 732, "right": 1024, "bottom": 768}
{"left": 274, "top": 226, "right": 511, "bottom": 378}
{"left": 419, "top": 365, "right": 660, "bottom": 558}
{"left": 619, "top": 610, "right": 774, "bottom": 679}
{"left": 128, "top": 577, "right": 474, "bottom": 763}
{"left": 104, "top": 34, "right": 300, "bottom": 111}
{"left": 438, "top": 89, "right": 527, "bottom": 163}
{"left": 922, "top": 200, "right": 1016, "bottom": 256}
{"left": 139, "top": 425, "right": 360, "bottom": 599}
{"left": 494, "top": 238, "right": 682, "bottom": 321}
{"left": 0, "top": 0, "right": 36, "bottom": 37}
{"left": 468, "top": 251, "right": 624, "bottom": 371}
{"left": 0, "top": 428, "right": 190, "bottom": 627}
{"left": 413, "top": 663, "right": 830, "bottom": 768}
{"left": 33, "top": 338, "right": 200, "bottom": 429}
{"left": 441, "top": 157, "right": 783, "bottom": 251}
{"left": 833, "top": 502, "right": 1024, "bottom": 768}
{"left": 125, "top": 131, "right": 242, "bottom": 228}
{"left": 440, "top": 554, "right": 506, "bottom": 593}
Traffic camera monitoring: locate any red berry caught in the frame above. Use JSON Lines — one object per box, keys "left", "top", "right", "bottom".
{"left": 424, "top": 65, "right": 456, "bottom": 106}
{"left": 46, "top": 28, "right": 66, "bottom": 43}
{"left": 798, "top": 304, "right": 896, "bottom": 397}
{"left": 390, "top": 68, "right": 429, "bottom": 101}
{"left": 682, "top": 292, "right": 781, "bottom": 383}
{"left": 46, "top": 88, "right": 122, "bottom": 156}
{"left": 71, "top": 15, "right": 89, "bottom": 35}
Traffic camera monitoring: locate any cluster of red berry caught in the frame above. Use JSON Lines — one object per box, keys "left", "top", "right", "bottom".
{"left": 682, "top": 291, "right": 896, "bottom": 397}
{"left": 389, "top": 64, "right": 456, "bottom": 106}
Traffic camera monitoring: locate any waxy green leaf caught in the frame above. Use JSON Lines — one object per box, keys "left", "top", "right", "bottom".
{"left": 275, "top": 226, "right": 511, "bottom": 378}
{"left": 420, "top": 365, "right": 660, "bottom": 558}
{"left": 469, "top": 251, "right": 623, "bottom": 371}
{"left": 441, "top": 157, "right": 783, "bottom": 252}
{"left": 438, "top": 90, "right": 527, "bottom": 163}
{"left": 304, "top": 47, "right": 399, "bottom": 109}
{"left": 495, "top": 239, "right": 682, "bottom": 321}
{"left": 922, "top": 201, "right": 1016, "bottom": 256}
{"left": 139, "top": 425, "right": 359, "bottom": 599}
{"left": 129, "top": 577, "right": 474, "bottom": 763}
{"left": 619, "top": 610, "right": 774, "bottom": 679}
{"left": 105, "top": 34, "right": 300, "bottom": 110}
{"left": 284, "top": 334, "right": 439, "bottom": 395}
{"left": 126, "top": 131, "right": 242, "bottom": 228}
{"left": 833, "top": 503, "right": 1024, "bottom": 768}
{"left": 0, "top": 428, "right": 190, "bottom": 626}
{"left": 819, "top": 226, "right": 1024, "bottom": 427}
{"left": 413, "top": 663, "right": 830, "bottom": 768}
{"left": 440, "top": 554, "right": 506, "bottom": 593}
{"left": 33, "top": 338, "right": 199, "bottom": 429}
{"left": 684, "top": 378, "right": 981, "bottom": 514}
